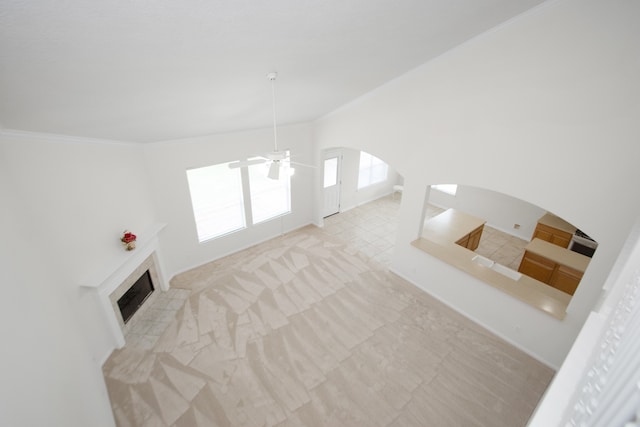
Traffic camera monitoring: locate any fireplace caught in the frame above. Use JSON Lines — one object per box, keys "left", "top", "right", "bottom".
{"left": 79, "top": 222, "right": 167, "bottom": 362}
{"left": 117, "top": 270, "right": 154, "bottom": 324}
{"left": 108, "top": 253, "right": 164, "bottom": 336}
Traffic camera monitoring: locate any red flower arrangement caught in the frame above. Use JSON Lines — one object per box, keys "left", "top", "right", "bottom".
{"left": 121, "top": 230, "right": 137, "bottom": 251}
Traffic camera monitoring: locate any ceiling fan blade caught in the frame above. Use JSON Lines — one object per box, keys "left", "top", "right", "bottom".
{"left": 228, "top": 158, "right": 267, "bottom": 169}
{"left": 290, "top": 161, "right": 317, "bottom": 169}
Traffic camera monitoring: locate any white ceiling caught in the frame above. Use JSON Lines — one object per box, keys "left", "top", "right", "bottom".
{"left": 0, "top": 0, "right": 546, "bottom": 143}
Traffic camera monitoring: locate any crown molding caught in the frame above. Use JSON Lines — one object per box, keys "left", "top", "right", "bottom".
{"left": 0, "top": 128, "right": 138, "bottom": 146}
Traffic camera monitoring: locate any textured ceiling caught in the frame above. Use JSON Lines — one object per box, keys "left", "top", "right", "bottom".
{"left": 0, "top": 0, "right": 546, "bottom": 142}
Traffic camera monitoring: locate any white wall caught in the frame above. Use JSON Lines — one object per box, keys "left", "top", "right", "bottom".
{"left": 314, "top": 0, "right": 640, "bottom": 367}
{"left": 144, "top": 123, "right": 316, "bottom": 277}
{"left": 0, "top": 130, "right": 159, "bottom": 425}
{"left": 428, "top": 185, "right": 547, "bottom": 240}
{"left": 0, "top": 171, "right": 115, "bottom": 426}
{"left": 335, "top": 147, "right": 401, "bottom": 212}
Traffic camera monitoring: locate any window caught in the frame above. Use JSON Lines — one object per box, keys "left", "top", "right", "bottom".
{"left": 357, "top": 151, "right": 388, "bottom": 189}
{"left": 186, "top": 162, "right": 246, "bottom": 242}
{"left": 248, "top": 159, "right": 291, "bottom": 224}
{"left": 186, "top": 158, "right": 292, "bottom": 242}
{"left": 432, "top": 184, "right": 458, "bottom": 196}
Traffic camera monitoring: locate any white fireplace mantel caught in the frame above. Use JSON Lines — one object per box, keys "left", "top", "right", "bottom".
{"left": 80, "top": 222, "right": 168, "bottom": 352}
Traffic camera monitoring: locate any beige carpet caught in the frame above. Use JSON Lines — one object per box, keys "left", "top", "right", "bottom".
{"left": 103, "top": 225, "right": 553, "bottom": 426}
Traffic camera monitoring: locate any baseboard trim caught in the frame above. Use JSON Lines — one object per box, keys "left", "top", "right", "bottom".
{"left": 388, "top": 266, "right": 559, "bottom": 370}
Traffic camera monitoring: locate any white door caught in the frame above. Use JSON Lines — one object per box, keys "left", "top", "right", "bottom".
{"left": 322, "top": 150, "right": 342, "bottom": 217}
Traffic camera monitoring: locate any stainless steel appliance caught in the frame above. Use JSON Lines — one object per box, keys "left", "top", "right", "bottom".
{"left": 570, "top": 229, "right": 597, "bottom": 258}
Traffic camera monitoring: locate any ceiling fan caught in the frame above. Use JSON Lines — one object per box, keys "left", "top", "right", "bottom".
{"left": 228, "top": 72, "right": 314, "bottom": 180}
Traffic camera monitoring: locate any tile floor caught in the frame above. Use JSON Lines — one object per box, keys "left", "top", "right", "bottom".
{"left": 475, "top": 226, "right": 529, "bottom": 271}
{"left": 124, "top": 287, "right": 192, "bottom": 349}
{"left": 321, "top": 196, "right": 403, "bottom": 266}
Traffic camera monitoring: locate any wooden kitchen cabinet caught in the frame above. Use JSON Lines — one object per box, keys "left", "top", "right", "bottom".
{"left": 532, "top": 222, "right": 573, "bottom": 248}
{"left": 456, "top": 225, "right": 484, "bottom": 251}
{"left": 518, "top": 239, "right": 588, "bottom": 295}
{"left": 549, "top": 265, "right": 583, "bottom": 295}
{"left": 518, "top": 250, "right": 555, "bottom": 284}
{"left": 456, "top": 234, "right": 469, "bottom": 248}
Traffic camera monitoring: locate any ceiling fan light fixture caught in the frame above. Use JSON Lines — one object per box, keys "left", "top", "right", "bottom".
{"left": 268, "top": 161, "right": 280, "bottom": 180}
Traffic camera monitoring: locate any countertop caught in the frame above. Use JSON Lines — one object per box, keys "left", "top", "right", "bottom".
{"left": 538, "top": 212, "right": 577, "bottom": 234}
{"left": 422, "top": 208, "right": 486, "bottom": 243}
{"left": 525, "top": 238, "right": 591, "bottom": 272}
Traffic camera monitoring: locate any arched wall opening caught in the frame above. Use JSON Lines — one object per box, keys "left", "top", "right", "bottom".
{"left": 316, "top": 146, "right": 405, "bottom": 266}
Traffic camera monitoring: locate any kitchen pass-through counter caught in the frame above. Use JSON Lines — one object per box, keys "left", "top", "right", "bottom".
{"left": 412, "top": 209, "right": 571, "bottom": 320}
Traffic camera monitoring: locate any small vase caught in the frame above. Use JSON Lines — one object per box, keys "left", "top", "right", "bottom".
{"left": 125, "top": 241, "right": 136, "bottom": 251}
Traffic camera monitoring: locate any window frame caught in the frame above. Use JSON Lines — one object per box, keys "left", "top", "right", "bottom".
{"left": 186, "top": 162, "right": 248, "bottom": 243}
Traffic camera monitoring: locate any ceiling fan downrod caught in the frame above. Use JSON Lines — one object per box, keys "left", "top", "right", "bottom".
{"left": 267, "top": 72, "right": 278, "bottom": 154}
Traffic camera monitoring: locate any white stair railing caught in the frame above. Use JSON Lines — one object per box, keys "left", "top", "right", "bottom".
{"left": 562, "top": 269, "right": 640, "bottom": 427}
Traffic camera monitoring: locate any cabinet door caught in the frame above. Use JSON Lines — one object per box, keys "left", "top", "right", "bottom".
{"left": 550, "top": 265, "right": 583, "bottom": 295}
{"left": 550, "top": 233, "right": 572, "bottom": 249}
{"left": 467, "top": 226, "right": 483, "bottom": 251}
{"left": 533, "top": 224, "right": 553, "bottom": 243}
{"left": 534, "top": 223, "right": 572, "bottom": 248}
{"left": 456, "top": 234, "right": 470, "bottom": 248}
{"left": 518, "top": 251, "right": 555, "bottom": 283}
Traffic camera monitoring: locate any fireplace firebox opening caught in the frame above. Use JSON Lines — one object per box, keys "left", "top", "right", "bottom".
{"left": 117, "top": 270, "right": 154, "bottom": 324}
